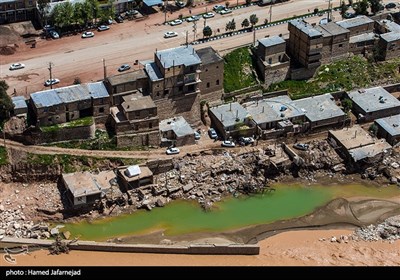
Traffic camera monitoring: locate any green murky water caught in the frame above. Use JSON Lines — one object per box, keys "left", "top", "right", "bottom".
{"left": 63, "top": 183, "right": 399, "bottom": 241}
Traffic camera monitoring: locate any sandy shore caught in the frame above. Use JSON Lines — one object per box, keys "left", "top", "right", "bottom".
{"left": 2, "top": 229, "right": 399, "bottom": 266}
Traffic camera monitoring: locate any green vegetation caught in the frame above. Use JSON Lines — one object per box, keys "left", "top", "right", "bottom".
{"left": 342, "top": 98, "right": 353, "bottom": 113}
{"left": 0, "top": 80, "right": 13, "bottom": 126}
{"left": 223, "top": 47, "right": 258, "bottom": 93}
{"left": 41, "top": 116, "right": 93, "bottom": 133}
{"left": 203, "top": 26, "right": 212, "bottom": 38}
{"left": 0, "top": 146, "right": 8, "bottom": 166}
{"left": 267, "top": 56, "right": 400, "bottom": 100}
{"left": 26, "top": 153, "right": 141, "bottom": 173}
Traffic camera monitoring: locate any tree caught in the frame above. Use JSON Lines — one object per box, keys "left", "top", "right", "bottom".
{"left": 37, "top": 0, "right": 50, "bottom": 26}
{"left": 249, "top": 14, "right": 258, "bottom": 28}
{"left": 264, "top": 18, "right": 268, "bottom": 25}
{"left": 348, "top": 0, "right": 353, "bottom": 5}
{"left": 340, "top": 1, "right": 349, "bottom": 18}
{"left": 203, "top": 26, "right": 212, "bottom": 38}
{"left": 353, "top": 0, "right": 369, "bottom": 15}
{"left": 0, "top": 81, "right": 13, "bottom": 124}
{"left": 342, "top": 98, "right": 353, "bottom": 113}
{"left": 245, "top": 0, "right": 252, "bottom": 5}
{"left": 226, "top": 19, "right": 236, "bottom": 32}
{"left": 51, "top": 2, "right": 74, "bottom": 29}
{"left": 241, "top": 18, "right": 250, "bottom": 29}
{"left": 225, "top": 1, "right": 230, "bottom": 8}
{"left": 368, "top": 0, "right": 382, "bottom": 14}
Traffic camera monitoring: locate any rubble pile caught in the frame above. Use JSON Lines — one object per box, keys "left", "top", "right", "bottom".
{"left": 354, "top": 215, "right": 400, "bottom": 241}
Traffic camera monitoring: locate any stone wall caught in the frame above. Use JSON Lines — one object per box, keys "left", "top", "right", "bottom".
{"left": 115, "top": 130, "right": 160, "bottom": 148}
{"left": 290, "top": 66, "right": 318, "bottom": 80}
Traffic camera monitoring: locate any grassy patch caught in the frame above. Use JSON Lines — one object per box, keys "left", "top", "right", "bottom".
{"left": 41, "top": 116, "right": 94, "bottom": 133}
{"left": 267, "top": 56, "right": 400, "bottom": 100}
{"left": 0, "top": 146, "right": 7, "bottom": 165}
{"left": 223, "top": 47, "right": 258, "bottom": 93}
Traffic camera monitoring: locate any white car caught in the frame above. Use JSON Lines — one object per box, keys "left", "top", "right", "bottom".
{"left": 166, "top": 147, "right": 180, "bottom": 155}
{"left": 186, "top": 15, "right": 200, "bottom": 22}
{"left": 170, "top": 19, "right": 183, "bottom": 26}
{"left": 203, "top": 12, "right": 215, "bottom": 19}
{"left": 9, "top": 63, "right": 25, "bottom": 70}
{"left": 164, "top": 31, "right": 178, "bottom": 38}
{"left": 219, "top": 8, "right": 232, "bottom": 15}
{"left": 97, "top": 25, "right": 110, "bottom": 31}
{"left": 81, "top": 31, "right": 94, "bottom": 38}
{"left": 44, "top": 78, "right": 60, "bottom": 87}
{"left": 221, "top": 140, "right": 235, "bottom": 148}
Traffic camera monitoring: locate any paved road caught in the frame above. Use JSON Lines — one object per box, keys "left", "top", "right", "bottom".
{"left": 0, "top": 0, "right": 349, "bottom": 96}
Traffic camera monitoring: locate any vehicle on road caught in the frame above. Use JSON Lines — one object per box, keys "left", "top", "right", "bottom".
{"left": 44, "top": 78, "right": 60, "bottom": 87}
{"left": 166, "top": 147, "right": 180, "bottom": 155}
{"left": 170, "top": 19, "right": 183, "bottom": 26}
{"left": 186, "top": 15, "right": 200, "bottom": 22}
{"left": 239, "top": 136, "right": 255, "bottom": 145}
{"left": 118, "top": 64, "right": 131, "bottom": 72}
{"left": 221, "top": 140, "right": 235, "bottom": 148}
{"left": 9, "top": 63, "right": 25, "bottom": 71}
{"left": 293, "top": 143, "right": 309, "bottom": 151}
{"left": 115, "top": 15, "right": 124, "bottom": 23}
{"left": 385, "top": 2, "right": 396, "bottom": 9}
{"left": 219, "top": 8, "right": 232, "bottom": 15}
{"left": 50, "top": 30, "right": 59, "bottom": 39}
{"left": 164, "top": 31, "right": 178, "bottom": 38}
{"left": 208, "top": 128, "right": 218, "bottom": 139}
{"left": 176, "top": 1, "right": 185, "bottom": 8}
{"left": 213, "top": 5, "right": 225, "bottom": 12}
{"left": 97, "top": 25, "right": 110, "bottom": 31}
{"left": 203, "top": 12, "right": 215, "bottom": 19}
{"left": 81, "top": 31, "right": 94, "bottom": 38}
{"left": 194, "top": 131, "right": 201, "bottom": 140}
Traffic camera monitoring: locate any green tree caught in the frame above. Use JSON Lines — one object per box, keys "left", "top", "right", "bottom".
{"left": 203, "top": 26, "right": 212, "bottom": 37}
{"left": 37, "top": 0, "right": 50, "bottom": 26}
{"left": 52, "top": 2, "right": 74, "bottom": 29}
{"left": 342, "top": 98, "right": 353, "bottom": 112}
{"left": 226, "top": 19, "right": 236, "bottom": 31}
{"left": 340, "top": 1, "right": 349, "bottom": 18}
{"left": 368, "top": 0, "right": 382, "bottom": 14}
{"left": 353, "top": 0, "right": 369, "bottom": 15}
{"left": 86, "top": 0, "right": 100, "bottom": 24}
{"left": 72, "top": 2, "right": 85, "bottom": 26}
{"left": 225, "top": 1, "right": 230, "bottom": 8}
{"left": 241, "top": 18, "right": 250, "bottom": 28}
{"left": 245, "top": 0, "right": 251, "bottom": 5}
{"left": 249, "top": 14, "right": 258, "bottom": 28}
{"left": 0, "top": 81, "right": 13, "bottom": 124}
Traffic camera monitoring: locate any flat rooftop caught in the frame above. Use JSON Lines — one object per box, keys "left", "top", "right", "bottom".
{"left": 209, "top": 102, "right": 249, "bottom": 128}
{"left": 292, "top": 94, "right": 345, "bottom": 123}
{"left": 196, "top": 47, "right": 223, "bottom": 65}
{"left": 316, "top": 22, "right": 349, "bottom": 36}
{"left": 160, "top": 116, "right": 194, "bottom": 138}
{"left": 349, "top": 32, "right": 377, "bottom": 44}
{"left": 11, "top": 96, "right": 27, "bottom": 110}
{"left": 289, "top": 19, "right": 323, "bottom": 38}
{"left": 258, "top": 36, "right": 285, "bottom": 48}
{"left": 63, "top": 171, "right": 115, "bottom": 198}
{"left": 243, "top": 95, "right": 304, "bottom": 125}
{"left": 336, "top": 15, "right": 374, "bottom": 29}
{"left": 145, "top": 62, "right": 163, "bottom": 82}
{"left": 106, "top": 69, "right": 147, "bottom": 86}
{"left": 378, "top": 20, "right": 400, "bottom": 32}
{"left": 121, "top": 95, "right": 156, "bottom": 112}
{"left": 375, "top": 114, "right": 400, "bottom": 137}
{"left": 380, "top": 31, "right": 400, "bottom": 43}
{"left": 329, "top": 125, "right": 375, "bottom": 150}
{"left": 156, "top": 45, "right": 201, "bottom": 68}
{"left": 118, "top": 165, "right": 153, "bottom": 183}
{"left": 349, "top": 140, "right": 392, "bottom": 162}
{"left": 347, "top": 86, "right": 400, "bottom": 114}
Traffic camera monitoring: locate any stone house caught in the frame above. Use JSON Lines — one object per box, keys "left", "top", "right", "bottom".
{"left": 159, "top": 116, "right": 195, "bottom": 147}
{"left": 315, "top": 21, "right": 350, "bottom": 62}
{"left": 336, "top": 16, "right": 375, "bottom": 37}
{"left": 375, "top": 114, "right": 400, "bottom": 146}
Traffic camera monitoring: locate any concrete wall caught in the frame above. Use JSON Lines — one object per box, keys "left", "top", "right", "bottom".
{"left": 115, "top": 130, "right": 160, "bottom": 147}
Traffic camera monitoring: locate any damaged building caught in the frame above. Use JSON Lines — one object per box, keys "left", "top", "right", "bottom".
{"left": 375, "top": 114, "right": 400, "bottom": 146}
{"left": 159, "top": 116, "right": 195, "bottom": 147}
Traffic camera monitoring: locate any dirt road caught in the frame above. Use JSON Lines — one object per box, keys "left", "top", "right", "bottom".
{"left": 0, "top": 0, "right": 346, "bottom": 96}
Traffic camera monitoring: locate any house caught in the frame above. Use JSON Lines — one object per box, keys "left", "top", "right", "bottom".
{"left": 328, "top": 125, "right": 391, "bottom": 163}
{"left": 196, "top": 46, "right": 224, "bottom": 96}
{"left": 315, "top": 22, "right": 350, "bottom": 62}
{"left": 62, "top": 170, "right": 117, "bottom": 207}
{"left": 375, "top": 114, "right": 400, "bottom": 146}
{"left": 336, "top": 16, "right": 375, "bottom": 37}
{"left": 104, "top": 69, "right": 149, "bottom": 106}
{"left": 375, "top": 19, "right": 400, "bottom": 34}
{"left": 346, "top": 86, "right": 400, "bottom": 122}
{"left": 117, "top": 164, "right": 154, "bottom": 190}
{"left": 378, "top": 32, "right": 400, "bottom": 60}
{"left": 159, "top": 116, "right": 195, "bottom": 147}
{"left": 0, "top": 0, "right": 37, "bottom": 24}
{"left": 11, "top": 96, "right": 28, "bottom": 118}
{"left": 208, "top": 102, "right": 254, "bottom": 139}
{"left": 348, "top": 32, "right": 378, "bottom": 55}
{"left": 255, "top": 36, "right": 290, "bottom": 87}
{"left": 292, "top": 93, "right": 346, "bottom": 130}
{"left": 109, "top": 93, "right": 160, "bottom": 147}
{"left": 243, "top": 95, "right": 305, "bottom": 138}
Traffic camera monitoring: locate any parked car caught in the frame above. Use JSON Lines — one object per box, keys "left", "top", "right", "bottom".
{"left": 194, "top": 131, "right": 201, "bottom": 140}
{"left": 81, "top": 31, "right": 94, "bottom": 38}
{"left": 115, "top": 15, "right": 124, "bottom": 23}
{"left": 219, "top": 8, "right": 232, "bottom": 15}
{"left": 213, "top": 5, "right": 225, "bottom": 12}
{"left": 44, "top": 78, "right": 60, "bottom": 87}
{"left": 239, "top": 136, "right": 255, "bottom": 145}
{"left": 9, "top": 63, "right": 25, "bottom": 71}
{"left": 118, "top": 64, "right": 131, "bottom": 72}
{"left": 97, "top": 25, "right": 110, "bottom": 31}
{"left": 164, "top": 31, "right": 178, "bottom": 38}
{"left": 176, "top": 1, "right": 185, "bottom": 8}
{"left": 293, "top": 143, "right": 309, "bottom": 151}
{"left": 50, "top": 30, "right": 59, "bottom": 39}
{"left": 166, "top": 147, "right": 180, "bottom": 155}
{"left": 203, "top": 12, "right": 215, "bottom": 19}
{"left": 208, "top": 128, "right": 218, "bottom": 139}
{"left": 186, "top": 15, "right": 200, "bottom": 22}
{"left": 170, "top": 19, "right": 183, "bottom": 26}
{"left": 385, "top": 2, "right": 397, "bottom": 9}
{"left": 221, "top": 140, "right": 235, "bottom": 148}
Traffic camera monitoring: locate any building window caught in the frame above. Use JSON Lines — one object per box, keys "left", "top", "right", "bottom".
{"left": 216, "top": 66, "right": 219, "bottom": 69}
{"left": 268, "top": 58, "right": 272, "bottom": 64}
{"left": 207, "top": 82, "right": 210, "bottom": 88}
{"left": 205, "top": 68, "right": 208, "bottom": 72}
{"left": 278, "top": 55, "right": 282, "bottom": 62}
{"left": 178, "top": 85, "right": 183, "bottom": 91}
{"left": 216, "top": 80, "right": 220, "bottom": 86}
{"left": 339, "top": 44, "right": 343, "bottom": 48}
{"left": 156, "top": 84, "right": 160, "bottom": 88}
{"left": 149, "top": 123, "right": 153, "bottom": 129}
{"left": 48, "top": 117, "right": 52, "bottom": 122}
{"left": 190, "top": 66, "right": 194, "bottom": 71}
{"left": 99, "top": 107, "right": 104, "bottom": 113}
{"left": 164, "top": 89, "right": 169, "bottom": 95}
{"left": 157, "top": 91, "right": 160, "bottom": 97}
{"left": 135, "top": 111, "right": 140, "bottom": 117}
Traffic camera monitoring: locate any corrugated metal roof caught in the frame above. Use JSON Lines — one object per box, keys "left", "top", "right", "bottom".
{"left": 31, "top": 89, "right": 63, "bottom": 108}
{"left": 156, "top": 45, "right": 201, "bottom": 68}
{"left": 11, "top": 96, "right": 27, "bottom": 110}
{"left": 56, "top": 85, "right": 91, "bottom": 104}
{"left": 258, "top": 36, "right": 285, "bottom": 48}
{"left": 87, "top": 81, "right": 109, "bottom": 99}
{"left": 375, "top": 114, "right": 400, "bottom": 137}
{"left": 293, "top": 93, "right": 345, "bottom": 123}
{"left": 336, "top": 15, "right": 374, "bottom": 29}
{"left": 380, "top": 31, "right": 400, "bottom": 42}
{"left": 145, "top": 62, "right": 163, "bottom": 81}
{"left": 159, "top": 116, "right": 194, "bottom": 137}
{"left": 143, "top": 0, "right": 162, "bottom": 6}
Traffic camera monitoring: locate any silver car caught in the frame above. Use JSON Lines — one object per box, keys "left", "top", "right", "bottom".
{"left": 9, "top": 63, "right": 25, "bottom": 70}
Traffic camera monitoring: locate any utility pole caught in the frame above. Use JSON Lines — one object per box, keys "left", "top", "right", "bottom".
{"left": 48, "top": 62, "right": 54, "bottom": 89}
{"left": 204, "top": 7, "right": 208, "bottom": 28}
{"left": 253, "top": 27, "right": 256, "bottom": 46}
{"left": 185, "top": 30, "right": 188, "bottom": 45}
{"left": 269, "top": 3, "right": 272, "bottom": 23}
{"left": 102, "top": 58, "right": 107, "bottom": 80}
{"left": 193, "top": 21, "right": 197, "bottom": 42}
{"left": 164, "top": 0, "right": 167, "bottom": 24}
{"left": 328, "top": 0, "right": 332, "bottom": 22}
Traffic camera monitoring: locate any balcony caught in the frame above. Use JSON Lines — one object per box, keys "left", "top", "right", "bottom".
{"left": 184, "top": 73, "right": 201, "bottom": 85}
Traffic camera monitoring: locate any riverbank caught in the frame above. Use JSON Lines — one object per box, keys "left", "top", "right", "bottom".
{"left": 3, "top": 228, "right": 399, "bottom": 266}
